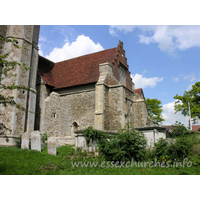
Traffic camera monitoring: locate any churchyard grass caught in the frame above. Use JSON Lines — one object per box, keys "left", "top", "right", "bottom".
{"left": 1, "top": 141, "right": 200, "bottom": 175}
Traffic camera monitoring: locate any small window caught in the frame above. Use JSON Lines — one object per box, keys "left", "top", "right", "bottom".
{"left": 52, "top": 113, "right": 56, "bottom": 118}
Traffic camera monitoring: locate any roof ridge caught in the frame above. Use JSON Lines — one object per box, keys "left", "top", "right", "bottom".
{"left": 54, "top": 47, "right": 118, "bottom": 64}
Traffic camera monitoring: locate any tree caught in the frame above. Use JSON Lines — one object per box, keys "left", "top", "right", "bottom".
{"left": 0, "top": 36, "right": 30, "bottom": 136}
{"left": 146, "top": 98, "right": 164, "bottom": 124}
{"left": 174, "top": 81, "right": 200, "bottom": 124}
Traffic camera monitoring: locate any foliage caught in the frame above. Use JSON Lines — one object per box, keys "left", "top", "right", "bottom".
{"left": 167, "top": 121, "right": 189, "bottom": 138}
{"left": 153, "top": 135, "right": 195, "bottom": 162}
{"left": 0, "top": 36, "right": 32, "bottom": 135}
{"left": 174, "top": 81, "right": 200, "bottom": 123}
{"left": 166, "top": 136, "right": 193, "bottom": 161}
{"left": 84, "top": 125, "right": 147, "bottom": 162}
{"left": 153, "top": 138, "right": 168, "bottom": 158}
{"left": 41, "top": 133, "right": 50, "bottom": 144}
{"left": 102, "top": 128, "right": 147, "bottom": 162}
{"left": 146, "top": 98, "right": 164, "bottom": 124}
{"left": 83, "top": 127, "right": 109, "bottom": 146}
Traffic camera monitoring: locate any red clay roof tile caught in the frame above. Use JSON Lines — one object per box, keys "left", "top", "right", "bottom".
{"left": 38, "top": 41, "right": 133, "bottom": 90}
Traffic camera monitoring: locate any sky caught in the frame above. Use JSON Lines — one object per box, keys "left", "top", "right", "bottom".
{"left": 2, "top": 0, "right": 199, "bottom": 195}
{"left": 38, "top": 25, "right": 200, "bottom": 127}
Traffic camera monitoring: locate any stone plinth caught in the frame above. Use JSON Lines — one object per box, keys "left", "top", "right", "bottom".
{"left": 75, "top": 129, "right": 117, "bottom": 152}
{"left": 21, "top": 132, "right": 29, "bottom": 149}
{"left": 31, "top": 131, "right": 41, "bottom": 151}
{"left": 47, "top": 137, "right": 57, "bottom": 156}
{"left": 135, "top": 126, "right": 166, "bottom": 148}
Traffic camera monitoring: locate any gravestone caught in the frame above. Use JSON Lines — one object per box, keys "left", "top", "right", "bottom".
{"left": 31, "top": 131, "right": 41, "bottom": 151}
{"left": 48, "top": 137, "right": 57, "bottom": 156}
{"left": 21, "top": 132, "right": 29, "bottom": 149}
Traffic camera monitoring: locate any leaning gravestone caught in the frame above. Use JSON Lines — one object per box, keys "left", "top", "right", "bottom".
{"left": 21, "top": 132, "right": 29, "bottom": 149}
{"left": 48, "top": 137, "right": 57, "bottom": 156}
{"left": 31, "top": 131, "right": 41, "bottom": 151}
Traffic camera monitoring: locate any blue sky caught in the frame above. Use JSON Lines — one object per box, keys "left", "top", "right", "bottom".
{"left": 38, "top": 25, "right": 200, "bottom": 127}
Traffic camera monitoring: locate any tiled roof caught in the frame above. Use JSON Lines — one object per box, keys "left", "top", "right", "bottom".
{"left": 37, "top": 56, "right": 55, "bottom": 86}
{"left": 135, "top": 88, "right": 142, "bottom": 95}
{"left": 192, "top": 125, "right": 200, "bottom": 131}
{"left": 52, "top": 47, "right": 117, "bottom": 89}
{"left": 37, "top": 41, "right": 133, "bottom": 90}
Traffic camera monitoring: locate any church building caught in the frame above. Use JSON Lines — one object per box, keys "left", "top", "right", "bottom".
{"left": 0, "top": 25, "right": 158, "bottom": 147}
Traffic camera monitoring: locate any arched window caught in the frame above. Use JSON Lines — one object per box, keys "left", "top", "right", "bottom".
{"left": 71, "top": 122, "right": 78, "bottom": 137}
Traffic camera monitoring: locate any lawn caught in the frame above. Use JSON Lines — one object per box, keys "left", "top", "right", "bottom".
{"left": 1, "top": 145, "right": 200, "bottom": 175}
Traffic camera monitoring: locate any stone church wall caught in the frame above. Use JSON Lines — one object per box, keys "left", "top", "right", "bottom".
{"left": 59, "top": 90, "right": 95, "bottom": 136}
{"left": 0, "top": 25, "right": 40, "bottom": 135}
{"left": 41, "top": 89, "right": 95, "bottom": 137}
{"left": 132, "top": 100, "right": 149, "bottom": 128}
{"left": 104, "top": 86, "right": 125, "bottom": 131}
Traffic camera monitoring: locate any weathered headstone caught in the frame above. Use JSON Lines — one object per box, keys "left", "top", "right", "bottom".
{"left": 31, "top": 131, "right": 41, "bottom": 151}
{"left": 48, "top": 137, "right": 57, "bottom": 156}
{"left": 21, "top": 132, "right": 29, "bottom": 149}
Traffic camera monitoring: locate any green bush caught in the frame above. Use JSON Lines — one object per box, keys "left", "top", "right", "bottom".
{"left": 152, "top": 136, "right": 194, "bottom": 161}
{"left": 84, "top": 126, "right": 147, "bottom": 162}
{"left": 83, "top": 127, "right": 108, "bottom": 146}
{"left": 153, "top": 138, "right": 168, "bottom": 158}
{"left": 41, "top": 133, "right": 50, "bottom": 144}
{"left": 167, "top": 121, "right": 189, "bottom": 138}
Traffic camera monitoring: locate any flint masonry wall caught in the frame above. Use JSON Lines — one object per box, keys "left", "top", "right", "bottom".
{"left": 132, "top": 99, "right": 149, "bottom": 128}
{"left": 95, "top": 63, "right": 126, "bottom": 131}
{"left": 0, "top": 25, "right": 40, "bottom": 136}
{"left": 35, "top": 73, "right": 51, "bottom": 131}
{"left": 41, "top": 85, "right": 95, "bottom": 137}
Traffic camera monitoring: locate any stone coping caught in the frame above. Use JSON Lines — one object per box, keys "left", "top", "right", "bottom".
{"left": 0, "top": 134, "right": 20, "bottom": 138}
{"left": 50, "top": 136, "right": 75, "bottom": 140}
{"left": 135, "top": 126, "right": 166, "bottom": 131}
{"left": 74, "top": 129, "right": 117, "bottom": 136}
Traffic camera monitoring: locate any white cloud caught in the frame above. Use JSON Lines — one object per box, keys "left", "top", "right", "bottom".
{"left": 109, "top": 25, "right": 137, "bottom": 36}
{"left": 131, "top": 73, "right": 163, "bottom": 89}
{"left": 184, "top": 73, "right": 196, "bottom": 82}
{"left": 162, "top": 101, "right": 189, "bottom": 127}
{"left": 38, "top": 44, "right": 44, "bottom": 56}
{"left": 45, "top": 35, "right": 104, "bottom": 62}
{"left": 142, "top": 70, "right": 147, "bottom": 74}
{"left": 39, "top": 35, "right": 46, "bottom": 42}
{"left": 139, "top": 35, "right": 154, "bottom": 45}
{"left": 109, "top": 25, "right": 200, "bottom": 54}
{"left": 173, "top": 77, "right": 179, "bottom": 82}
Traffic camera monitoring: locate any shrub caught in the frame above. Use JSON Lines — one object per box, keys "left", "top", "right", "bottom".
{"left": 84, "top": 126, "right": 147, "bottom": 162}
{"left": 41, "top": 133, "right": 50, "bottom": 144}
{"left": 152, "top": 136, "right": 194, "bottom": 161}
{"left": 167, "top": 136, "right": 193, "bottom": 161}
{"left": 83, "top": 127, "right": 108, "bottom": 146}
{"left": 153, "top": 138, "right": 168, "bottom": 158}
{"left": 167, "top": 121, "right": 189, "bottom": 138}
{"left": 192, "top": 144, "right": 200, "bottom": 156}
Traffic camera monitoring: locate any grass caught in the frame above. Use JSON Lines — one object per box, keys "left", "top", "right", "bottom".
{"left": 1, "top": 143, "right": 200, "bottom": 175}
